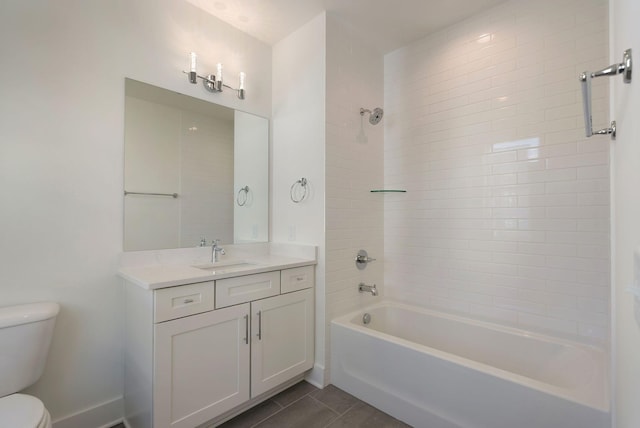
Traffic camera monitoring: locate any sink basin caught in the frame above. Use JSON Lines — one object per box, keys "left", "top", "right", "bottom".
{"left": 192, "top": 261, "right": 258, "bottom": 274}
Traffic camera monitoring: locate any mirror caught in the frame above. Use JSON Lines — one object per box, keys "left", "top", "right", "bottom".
{"left": 123, "top": 79, "right": 268, "bottom": 251}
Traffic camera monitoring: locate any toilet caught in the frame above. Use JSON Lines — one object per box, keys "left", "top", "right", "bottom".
{"left": 0, "top": 302, "right": 59, "bottom": 428}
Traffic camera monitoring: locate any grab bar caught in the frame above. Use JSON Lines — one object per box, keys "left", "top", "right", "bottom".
{"left": 124, "top": 190, "right": 178, "bottom": 198}
{"left": 579, "top": 49, "right": 632, "bottom": 139}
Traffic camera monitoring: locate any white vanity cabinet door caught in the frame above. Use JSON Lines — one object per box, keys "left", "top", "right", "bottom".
{"left": 153, "top": 303, "right": 250, "bottom": 428}
{"left": 251, "top": 288, "right": 314, "bottom": 397}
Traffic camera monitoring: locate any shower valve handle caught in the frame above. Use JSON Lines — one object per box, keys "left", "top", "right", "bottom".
{"left": 355, "top": 249, "right": 376, "bottom": 270}
{"left": 356, "top": 254, "right": 376, "bottom": 263}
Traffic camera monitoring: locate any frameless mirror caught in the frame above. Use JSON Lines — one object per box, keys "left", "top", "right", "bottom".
{"left": 123, "top": 78, "right": 268, "bottom": 251}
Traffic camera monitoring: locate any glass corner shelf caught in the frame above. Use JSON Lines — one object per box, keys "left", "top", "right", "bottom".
{"left": 370, "top": 189, "right": 407, "bottom": 193}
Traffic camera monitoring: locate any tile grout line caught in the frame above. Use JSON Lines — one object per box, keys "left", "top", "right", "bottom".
{"left": 305, "top": 396, "right": 342, "bottom": 428}
{"left": 323, "top": 402, "right": 361, "bottom": 428}
{"left": 250, "top": 387, "right": 320, "bottom": 428}
{"left": 245, "top": 400, "right": 284, "bottom": 428}
{"left": 309, "top": 393, "right": 359, "bottom": 417}
{"left": 308, "top": 395, "right": 342, "bottom": 416}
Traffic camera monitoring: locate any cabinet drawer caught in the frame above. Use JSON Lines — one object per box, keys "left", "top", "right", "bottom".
{"left": 281, "top": 266, "right": 314, "bottom": 293}
{"left": 216, "top": 271, "right": 280, "bottom": 308}
{"left": 154, "top": 281, "right": 215, "bottom": 323}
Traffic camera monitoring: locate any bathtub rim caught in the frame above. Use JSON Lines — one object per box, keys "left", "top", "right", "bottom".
{"left": 331, "top": 300, "right": 609, "bottom": 412}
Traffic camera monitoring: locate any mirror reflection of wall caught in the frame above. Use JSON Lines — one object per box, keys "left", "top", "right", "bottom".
{"left": 234, "top": 111, "right": 268, "bottom": 243}
{"left": 123, "top": 79, "right": 268, "bottom": 251}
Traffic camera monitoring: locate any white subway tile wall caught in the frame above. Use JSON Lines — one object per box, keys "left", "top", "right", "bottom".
{"left": 383, "top": 0, "right": 609, "bottom": 340}
{"left": 325, "top": 13, "right": 385, "bottom": 325}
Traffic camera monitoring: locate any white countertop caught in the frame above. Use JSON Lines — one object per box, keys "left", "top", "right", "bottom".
{"left": 118, "top": 243, "right": 317, "bottom": 290}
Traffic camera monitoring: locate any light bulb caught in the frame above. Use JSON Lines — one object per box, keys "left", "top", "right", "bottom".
{"left": 190, "top": 52, "right": 197, "bottom": 72}
{"left": 238, "top": 72, "right": 246, "bottom": 99}
{"left": 188, "top": 52, "right": 197, "bottom": 84}
{"left": 216, "top": 63, "right": 223, "bottom": 82}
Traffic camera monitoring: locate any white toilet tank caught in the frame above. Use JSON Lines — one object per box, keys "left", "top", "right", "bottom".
{"left": 0, "top": 302, "right": 59, "bottom": 397}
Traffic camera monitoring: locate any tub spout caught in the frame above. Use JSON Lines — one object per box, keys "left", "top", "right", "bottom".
{"left": 359, "top": 283, "right": 378, "bottom": 296}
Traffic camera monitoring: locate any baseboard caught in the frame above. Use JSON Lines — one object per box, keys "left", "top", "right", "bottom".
{"left": 52, "top": 396, "right": 123, "bottom": 428}
{"left": 304, "top": 363, "right": 326, "bottom": 388}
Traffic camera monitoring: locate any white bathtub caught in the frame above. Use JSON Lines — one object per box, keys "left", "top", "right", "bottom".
{"left": 330, "top": 301, "right": 609, "bottom": 428}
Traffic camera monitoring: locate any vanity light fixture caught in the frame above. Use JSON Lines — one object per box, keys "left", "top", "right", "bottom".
{"left": 183, "top": 52, "right": 246, "bottom": 100}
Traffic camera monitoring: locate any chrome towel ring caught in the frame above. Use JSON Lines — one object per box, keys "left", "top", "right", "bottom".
{"left": 236, "top": 186, "right": 249, "bottom": 206}
{"left": 290, "top": 178, "right": 308, "bottom": 203}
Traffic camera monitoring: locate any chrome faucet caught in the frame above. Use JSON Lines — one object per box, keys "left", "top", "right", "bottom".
{"left": 358, "top": 282, "right": 378, "bottom": 296}
{"left": 211, "top": 239, "right": 226, "bottom": 262}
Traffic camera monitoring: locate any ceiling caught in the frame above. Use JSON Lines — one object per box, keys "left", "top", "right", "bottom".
{"left": 184, "top": 0, "right": 507, "bottom": 53}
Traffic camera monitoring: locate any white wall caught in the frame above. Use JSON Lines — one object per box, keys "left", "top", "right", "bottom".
{"left": 272, "top": 13, "right": 327, "bottom": 385}
{"left": 384, "top": 0, "right": 610, "bottom": 340}
{"left": 0, "top": 0, "right": 271, "bottom": 426}
{"left": 324, "top": 11, "right": 384, "bottom": 371}
{"left": 272, "top": 12, "right": 386, "bottom": 386}
{"left": 610, "top": 0, "right": 640, "bottom": 425}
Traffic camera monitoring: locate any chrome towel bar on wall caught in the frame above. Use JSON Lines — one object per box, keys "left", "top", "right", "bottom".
{"left": 124, "top": 190, "right": 178, "bottom": 198}
{"left": 579, "top": 48, "right": 632, "bottom": 139}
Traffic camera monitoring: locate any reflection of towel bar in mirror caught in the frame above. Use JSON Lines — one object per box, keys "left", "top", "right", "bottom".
{"left": 124, "top": 191, "right": 178, "bottom": 198}
{"left": 579, "top": 48, "right": 632, "bottom": 139}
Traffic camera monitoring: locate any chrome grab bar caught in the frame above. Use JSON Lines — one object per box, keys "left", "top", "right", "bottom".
{"left": 579, "top": 49, "right": 632, "bottom": 139}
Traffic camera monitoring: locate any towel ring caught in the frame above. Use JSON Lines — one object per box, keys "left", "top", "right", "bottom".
{"left": 290, "top": 178, "right": 308, "bottom": 203}
{"left": 236, "top": 186, "right": 249, "bottom": 206}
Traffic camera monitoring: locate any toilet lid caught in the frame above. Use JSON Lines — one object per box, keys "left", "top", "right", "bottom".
{"left": 0, "top": 394, "right": 46, "bottom": 428}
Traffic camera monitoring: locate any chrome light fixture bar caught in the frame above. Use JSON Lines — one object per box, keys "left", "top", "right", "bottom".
{"left": 579, "top": 49, "right": 632, "bottom": 139}
{"left": 183, "top": 52, "right": 246, "bottom": 100}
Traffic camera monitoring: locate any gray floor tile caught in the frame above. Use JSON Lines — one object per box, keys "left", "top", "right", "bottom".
{"left": 218, "top": 399, "right": 283, "bottom": 428}
{"left": 253, "top": 396, "right": 338, "bottom": 428}
{"left": 325, "top": 402, "right": 411, "bottom": 428}
{"left": 309, "top": 384, "right": 362, "bottom": 415}
{"left": 271, "top": 381, "right": 319, "bottom": 407}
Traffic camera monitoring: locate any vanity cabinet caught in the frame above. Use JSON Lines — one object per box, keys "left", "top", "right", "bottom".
{"left": 154, "top": 304, "right": 250, "bottom": 428}
{"left": 123, "top": 265, "right": 315, "bottom": 428}
{"left": 251, "top": 288, "right": 314, "bottom": 396}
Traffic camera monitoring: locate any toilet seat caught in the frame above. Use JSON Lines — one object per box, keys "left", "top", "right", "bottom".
{"left": 0, "top": 393, "right": 51, "bottom": 428}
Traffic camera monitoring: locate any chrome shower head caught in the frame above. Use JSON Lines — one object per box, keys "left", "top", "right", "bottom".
{"left": 360, "top": 107, "right": 384, "bottom": 125}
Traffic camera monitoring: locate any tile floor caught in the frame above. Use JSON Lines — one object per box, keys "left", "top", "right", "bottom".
{"left": 111, "top": 381, "right": 410, "bottom": 428}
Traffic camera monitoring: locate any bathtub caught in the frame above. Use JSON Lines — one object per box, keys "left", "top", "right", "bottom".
{"left": 330, "top": 301, "right": 609, "bottom": 428}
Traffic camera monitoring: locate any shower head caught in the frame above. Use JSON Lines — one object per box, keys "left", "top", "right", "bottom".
{"left": 360, "top": 107, "right": 384, "bottom": 125}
